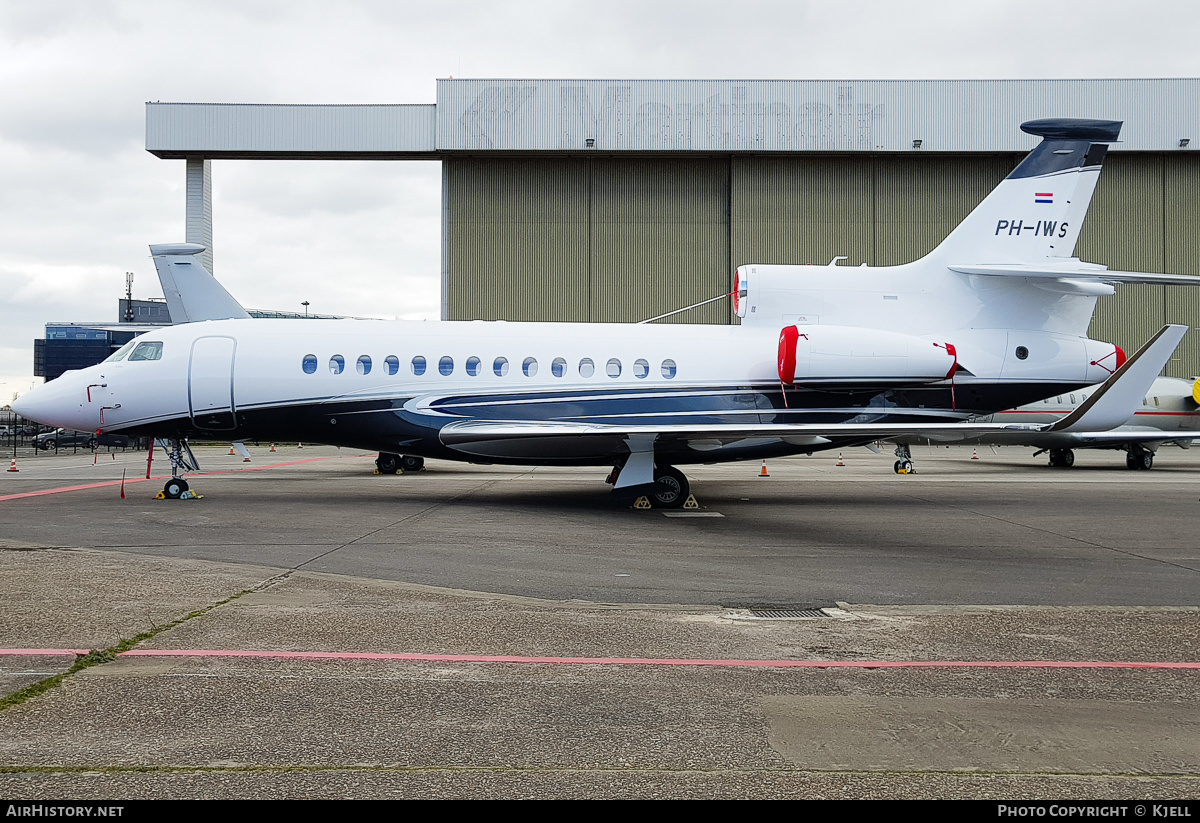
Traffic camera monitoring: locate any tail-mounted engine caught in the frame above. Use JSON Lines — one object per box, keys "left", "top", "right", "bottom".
{"left": 777, "top": 325, "right": 957, "bottom": 385}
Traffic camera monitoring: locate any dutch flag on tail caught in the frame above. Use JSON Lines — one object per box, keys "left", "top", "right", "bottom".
{"left": 1035, "top": 192, "right": 1054, "bottom": 204}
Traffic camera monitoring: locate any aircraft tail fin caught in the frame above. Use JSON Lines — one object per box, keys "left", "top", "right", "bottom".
{"left": 150, "top": 243, "right": 250, "bottom": 323}
{"left": 928, "top": 118, "right": 1122, "bottom": 266}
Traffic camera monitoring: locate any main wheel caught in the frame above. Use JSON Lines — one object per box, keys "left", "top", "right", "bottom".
{"left": 893, "top": 460, "right": 903, "bottom": 474}
{"left": 1127, "top": 450, "right": 1154, "bottom": 470}
{"left": 651, "top": 466, "right": 689, "bottom": 509}
{"left": 1061, "top": 449, "right": 1074, "bottom": 467}
{"left": 163, "top": 477, "right": 189, "bottom": 499}
{"left": 901, "top": 460, "right": 914, "bottom": 474}
{"left": 376, "top": 453, "right": 399, "bottom": 474}
{"left": 400, "top": 455, "right": 425, "bottom": 472}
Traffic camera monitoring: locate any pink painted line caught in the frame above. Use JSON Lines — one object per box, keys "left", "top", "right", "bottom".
{"left": 2, "top": 648, "right": 1196, "bottom": 670}
{"left": 0, "top": 454, "right": 368, "bottom": 502}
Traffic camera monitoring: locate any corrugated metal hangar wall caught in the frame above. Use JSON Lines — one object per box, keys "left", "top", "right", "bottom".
{"left": 444, "top": 152, "right": 1200, "bottom": 377}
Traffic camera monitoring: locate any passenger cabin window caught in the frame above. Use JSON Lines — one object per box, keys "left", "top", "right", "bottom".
{"left": 385, "top": 355, "right": 399, "bottom": 375}
{"left": 579, "top": 358, "right": 595, "bottom": 378}
{"left": 128, "top": 341, "right": 164, "bottom": 361}
{"left": 411, "top": 356, "right": 426, "bottom": 376}
{"left": 633, "top": 359, "right": 649, "bottom": 379}
{"left": 661, "top": 359, "right": 677, "bottom": 379}
{"left": 329, "top": 355, "right": 345, "bottom": 374}
{"left": 302, "top": 354, "right": 318, "bottom": 374}
{"left": 466, "top": 356, "right": 481, "bottom": 376}
{"left": 357, "top": 355, "right": 372, "bottom": 375}
{"left": 522, "top": 357, "right": 538, "bottom": 377}
{"left": 494, "top": 357, "right": 509, "bottom": 377}
{"left": 439, "top": 356, "right": 454, "bottom": 376}
{"left": 607, "top": 358, "right": 622, "bottom": 378}
{"left": 551, "top": 357, "right": 567, "bottom": 378}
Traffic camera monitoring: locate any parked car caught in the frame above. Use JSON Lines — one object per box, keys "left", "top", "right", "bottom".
{"left": 35, "top": 429, "right": 129, "bottom": 450}
{"left": 36, "top": 429, "right": 96, "bottom": 450}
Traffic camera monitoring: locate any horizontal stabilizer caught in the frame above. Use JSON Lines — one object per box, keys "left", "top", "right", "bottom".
{"left": 1049, "top": 325, "right": 1189, "bottom": 433}
{"left": 150, "top": 243, "right": 250, "bottom": 323}
{"left": 950, "top": 263, "right": 1200, "bottom": 288}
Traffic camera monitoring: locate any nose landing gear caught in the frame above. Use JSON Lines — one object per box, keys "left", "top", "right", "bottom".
{"left": 893, "top": 444, "right": 915, "bottom": 474}
{"left": 156, "top": 438, "right": 200, "bottom": 499}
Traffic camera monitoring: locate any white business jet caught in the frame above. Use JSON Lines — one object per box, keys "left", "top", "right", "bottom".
{"left": 13, "top": 119, "right": 1194, "bottom": 505}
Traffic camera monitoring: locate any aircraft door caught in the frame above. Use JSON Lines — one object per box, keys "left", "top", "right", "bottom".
{"left": 189, "top": 336, "right": 237, "bottom": 430}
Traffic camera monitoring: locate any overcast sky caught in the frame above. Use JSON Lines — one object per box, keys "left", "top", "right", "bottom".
{"left": 2, "top": 0, "right": 1199, "bottom": 399}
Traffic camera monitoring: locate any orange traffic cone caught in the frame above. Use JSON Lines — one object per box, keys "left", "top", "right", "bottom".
{"left": 229, "top": 447, "right": 236, "bottom": 455}
{"left": 7, "top": 458, "right": 17, "bottom": 472}
{"left": 269, "top": 444, "right": 276, "bottom": 452}
{"left": 836, "top": 453, "right": 846, "bottom": 466}
{"left": 758, "top": 461, "right": 769, "bottom": 477}
{"left": 971, "top": 448, "right": 979, "bottom": 459}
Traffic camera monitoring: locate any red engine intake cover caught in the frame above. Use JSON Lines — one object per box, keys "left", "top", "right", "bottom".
{"left": 778, "top": 326, "right": 799, "bottom": 383}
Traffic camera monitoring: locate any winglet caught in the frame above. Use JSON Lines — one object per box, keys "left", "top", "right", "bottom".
{"left": 150, "top": 243, "right": 250, "bottom": 323}
{"left": 1049, "top": 325, "right": 1188, "bottom": 433}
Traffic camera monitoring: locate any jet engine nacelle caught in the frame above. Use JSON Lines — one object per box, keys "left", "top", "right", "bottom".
{"left": 778, "top": 325, "right": 957, "bottom": 385}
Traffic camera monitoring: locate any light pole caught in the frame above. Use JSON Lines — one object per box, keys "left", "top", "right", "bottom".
{"left": 302, "top": 301, "right": 310, "bottom": 318}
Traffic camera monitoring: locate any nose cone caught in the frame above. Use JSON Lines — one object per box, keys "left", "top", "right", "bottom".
{"left": 11, "top": 375, "right": 91, "bottom": 431}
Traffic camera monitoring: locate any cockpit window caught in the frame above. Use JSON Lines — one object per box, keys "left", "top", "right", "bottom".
{"left": 127, "top": 341, "right": 163, "bottom": 361}
{"left": 105, "top": 341, "right": 137, "bottom": 362}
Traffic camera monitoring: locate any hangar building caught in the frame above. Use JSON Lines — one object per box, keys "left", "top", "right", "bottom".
{"left": 146, "top": 78, "right": 1200, "bottom": 377}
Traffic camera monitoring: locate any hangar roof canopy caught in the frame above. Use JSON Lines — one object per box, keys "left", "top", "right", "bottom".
{"left": 147, "top": 78, "right": 1200, "bottom": 159}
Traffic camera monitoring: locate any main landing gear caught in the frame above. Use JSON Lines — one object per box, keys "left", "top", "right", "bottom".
{"left": 650, "top": 465, "right": 690, "bottom": 508}
{"left": 375, "top": 453, "right": 425, "bottom": 474}
{"left": 1126, "top": 446, "right": 1154, "bottom": 471}
{"left": 893, "top": 444, "right": 915, "bottom": 474}
{"left": 1048, "top": 448, "right": 1075, "bottom": 468}
{"left": 1042, "top": 446, "right": 1155, "bottom": 470}
{"left": 608, "top": 463, "right": 691, "bottom": 508}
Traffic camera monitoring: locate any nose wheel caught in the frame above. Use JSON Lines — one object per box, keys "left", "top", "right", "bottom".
{"left": 163, "top": 477, "right": 189, "bottom": 499}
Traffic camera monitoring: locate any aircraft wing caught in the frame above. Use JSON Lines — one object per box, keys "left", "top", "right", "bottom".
{"left": 1052, "top": 430, "right": 1194, "bottom": 447}
{"left": 439, "top": 419, "right": 1043, "bottom": 453}
{"left": 893, "top": 428, "right": 1195, "bottom": 448}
